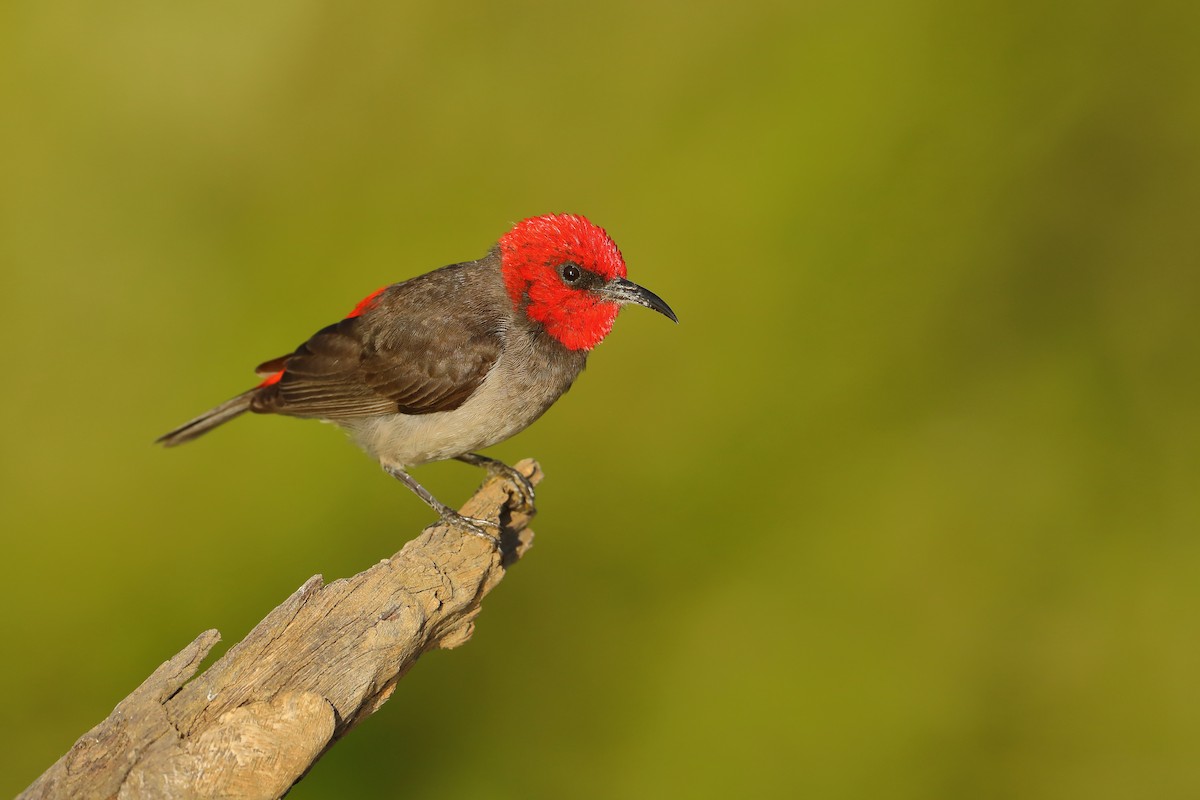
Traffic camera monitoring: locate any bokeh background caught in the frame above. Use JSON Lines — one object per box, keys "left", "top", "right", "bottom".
{"left": 3, "top": 0, "right": 1199, "bottom": 797}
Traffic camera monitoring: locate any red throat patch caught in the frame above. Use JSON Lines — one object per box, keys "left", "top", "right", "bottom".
{"left": 498, "top": 214, "right": 627, "bottom": 351}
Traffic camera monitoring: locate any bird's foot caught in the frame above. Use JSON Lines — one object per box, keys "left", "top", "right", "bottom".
{"left": 440, "top": 510, "right": 502, "bottom": 548}
{"left": 384, "top": 463, "right": 502, "bottom": 548}
{"left": 455, "top": 453, "right": 536, "bottom": 513}
{"left": 493, "top": 465, "right": 536, "bottom": 513}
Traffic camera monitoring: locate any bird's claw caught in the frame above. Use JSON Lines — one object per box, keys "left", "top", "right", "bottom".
{"left": 454, "top": 453, "right": 536, "bottom": 512}
{"left": 441, "top": 511, "right": 501, "bottom": 548}
{"left": 491, "top": 463, "right": 537, "bottom": 513}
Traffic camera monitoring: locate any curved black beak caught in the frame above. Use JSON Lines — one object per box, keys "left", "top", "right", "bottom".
{"left": 598, "top": 277, "right": 678, "bottom": 323}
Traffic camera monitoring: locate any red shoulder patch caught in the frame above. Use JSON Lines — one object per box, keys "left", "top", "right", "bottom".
{"left": 257, "top": 370, "right": 285, "bottom": 388}
{"left": 347, "top": 286, "right": 388, "bottom": 318}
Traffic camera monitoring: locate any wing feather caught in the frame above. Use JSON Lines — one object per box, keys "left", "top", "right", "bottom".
{"left": 251, "top": 262, "right": 505, "bottom": 420}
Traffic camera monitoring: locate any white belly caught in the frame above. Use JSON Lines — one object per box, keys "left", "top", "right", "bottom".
{"left": 342, "top": 331, "right": 584, "bottom": 468}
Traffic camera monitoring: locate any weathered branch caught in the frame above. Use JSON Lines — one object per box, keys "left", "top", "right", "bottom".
{"left": 20, "top": 459, "right": 542, "bottom": 800}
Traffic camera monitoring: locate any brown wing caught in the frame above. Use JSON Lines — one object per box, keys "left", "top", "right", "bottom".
{"left": 254, "top": 354, "right": 290, "bottom": 377}
{"left": 252, "top": 261, "right": 506, "bottom": 419}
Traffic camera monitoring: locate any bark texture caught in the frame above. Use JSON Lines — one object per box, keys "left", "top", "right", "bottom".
{"left": 20, "top": 459, "right": 541, "bottom": 800}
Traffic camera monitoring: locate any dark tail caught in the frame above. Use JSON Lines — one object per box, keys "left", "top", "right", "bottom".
{"left": 156, "top": 389, "right": 257, "bottom": 447}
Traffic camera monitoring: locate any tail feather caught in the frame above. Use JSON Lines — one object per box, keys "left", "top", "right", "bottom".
{"left": 156, "top": 389, "right": 257, "bottom": 447}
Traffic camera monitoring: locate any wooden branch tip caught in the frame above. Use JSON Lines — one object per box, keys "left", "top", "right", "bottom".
{"left": 20, "top": 458, "right": 543, "bottom": 800}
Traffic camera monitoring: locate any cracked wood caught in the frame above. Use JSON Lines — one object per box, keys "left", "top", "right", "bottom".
{"left": 19, "top": 459, "right": 541, "bottom": 800}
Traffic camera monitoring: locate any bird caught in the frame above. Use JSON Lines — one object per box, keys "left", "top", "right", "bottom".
{"left": 157, "top": 213, "right": 677, "bottom": 544}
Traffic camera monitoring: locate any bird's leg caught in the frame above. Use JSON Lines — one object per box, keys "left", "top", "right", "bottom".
{"left": 454, "top": 453, "right": 536, "bottom": 512}
{"left": 383, "top": 464, "right": 500, "bottom": 547}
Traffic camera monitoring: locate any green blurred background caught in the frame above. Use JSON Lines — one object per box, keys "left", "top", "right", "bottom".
{"left": 3, "top": 0, "right": 1199, "bottom": 797}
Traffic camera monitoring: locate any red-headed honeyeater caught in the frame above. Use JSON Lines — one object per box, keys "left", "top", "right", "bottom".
{"left": 158, "top": 214, "right": 677, "bottom": 544}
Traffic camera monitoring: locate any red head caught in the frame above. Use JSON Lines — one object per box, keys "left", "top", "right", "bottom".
{"left": 499, "top": 214, "right": 676, "bottom": 351}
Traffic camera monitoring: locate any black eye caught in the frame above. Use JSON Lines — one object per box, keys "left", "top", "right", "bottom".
{"left": 561, "top": 263, "right": 582, "bottom": 283}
